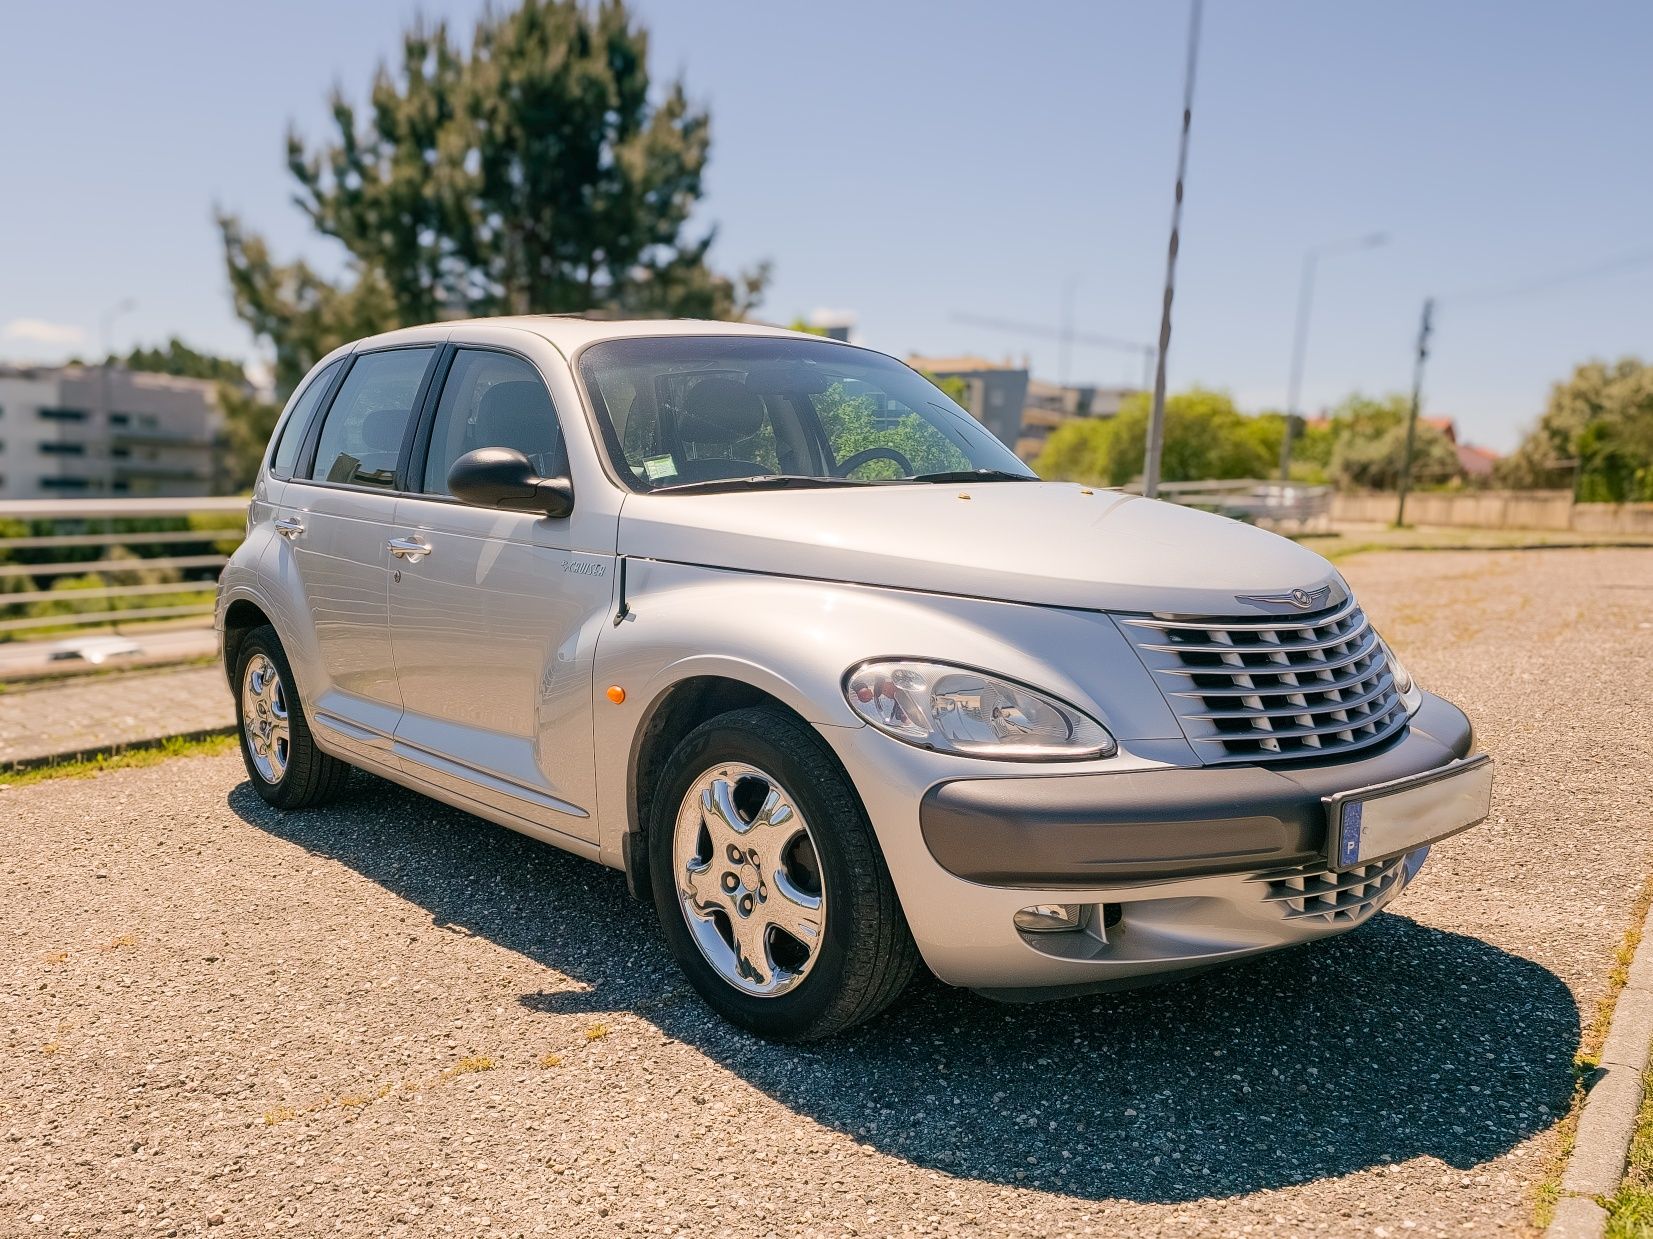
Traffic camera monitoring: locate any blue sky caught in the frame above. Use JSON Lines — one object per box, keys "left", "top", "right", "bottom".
{"left": 2, "top": 1, "right": 1648, "bottom": 451}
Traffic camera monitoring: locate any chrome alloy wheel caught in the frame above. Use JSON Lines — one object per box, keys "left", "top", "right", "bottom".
{"left": 241, "top": 653, "right": 291, "bottom": 784}
{"left": 672, "top": 762, "right": 826, "bottom": 997}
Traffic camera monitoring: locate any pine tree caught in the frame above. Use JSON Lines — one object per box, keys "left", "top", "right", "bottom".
{"left": 219, "top": 0, "right": 766, "bottom": 402}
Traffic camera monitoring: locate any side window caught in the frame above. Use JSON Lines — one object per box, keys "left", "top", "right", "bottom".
{"left": 269, "top": 359, "right": 342, "bottom": 478}
{"left": 307, "top": 348, "right": 435, "bottom": 489}
{"left": 421, "top": 349, "right": 565, "bottom": 495}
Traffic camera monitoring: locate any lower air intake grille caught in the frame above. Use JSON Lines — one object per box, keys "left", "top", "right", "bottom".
{"left": 1255, "top": 858, "right": 1405, "bottom": 925}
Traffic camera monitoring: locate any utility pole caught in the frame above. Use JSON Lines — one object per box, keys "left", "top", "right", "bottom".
{"left": 1278, "top": 232, "right": 1389, "bottom": 480}
{"left": 1058, "top": 276, "right": 1078, "bottom": 387}
{"left": 1394, "top": 297, "right": 1434, "bottom": 528}
{"left": 1143, "top": 0, "right": 1202, "bottom": 499}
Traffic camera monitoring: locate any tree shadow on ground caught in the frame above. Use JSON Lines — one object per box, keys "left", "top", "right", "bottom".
{"left": 230, "top": 774, "right": 1577, "bottom": 1205}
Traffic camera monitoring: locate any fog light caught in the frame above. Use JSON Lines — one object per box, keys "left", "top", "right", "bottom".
{"left": 1014, "top": 903, "right": 1086, "bottom": 933}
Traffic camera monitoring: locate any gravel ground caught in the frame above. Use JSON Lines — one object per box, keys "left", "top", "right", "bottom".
{"left": 2, "top": 547, "right": 1649, "bottom": 1238}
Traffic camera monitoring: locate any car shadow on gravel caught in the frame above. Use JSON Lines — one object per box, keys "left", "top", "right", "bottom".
{"left": 231, "top": 775, "right": 1578, "bottom": 1205}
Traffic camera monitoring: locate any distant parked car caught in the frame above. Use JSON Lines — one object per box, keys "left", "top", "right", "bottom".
{"left": 47, "top": 636, "right": 144, "bottom": 666}
{"left": 216, "top": 317, "right": 1494, "bottom": 1041}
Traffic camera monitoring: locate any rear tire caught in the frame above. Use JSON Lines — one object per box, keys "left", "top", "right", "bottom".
{"left": 648, "top": 705, "right": 918, "bottom": 1041}
{"left": 233, "top": 625, "right": 350, "bottom": 810}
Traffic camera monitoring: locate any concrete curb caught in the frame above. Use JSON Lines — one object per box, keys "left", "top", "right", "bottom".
{"left": 1546, "top": 901, "right": 1653, "bottom": 1238}
{"left": 0, "top": 726, "right": 236, "bottom": 776}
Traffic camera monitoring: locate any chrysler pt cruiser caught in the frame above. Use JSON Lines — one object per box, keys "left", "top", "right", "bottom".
{"left": 217, "top": 317, "right": 1494, "bottom": 1040}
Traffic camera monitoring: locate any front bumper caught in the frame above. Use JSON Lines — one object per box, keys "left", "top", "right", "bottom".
{"left": 817, "top": 692, "right": 1480, "bottom": 994}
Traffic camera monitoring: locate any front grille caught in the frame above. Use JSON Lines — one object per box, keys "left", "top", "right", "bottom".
{"left": 1253, "top": 857, "right": 1405, "bottom": 925}
{"left": 1117, "top": 590, "right": 1408, "bottom": 765}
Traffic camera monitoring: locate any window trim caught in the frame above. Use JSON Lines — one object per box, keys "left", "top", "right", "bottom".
{"left": 266, "top": 357, "right": 348, "bottom": 481}
{"left": 288, "top": 344, "right": 442, "bottom": 498}
{"left": 402, "top": 342, "right": 570, "bottom": 509}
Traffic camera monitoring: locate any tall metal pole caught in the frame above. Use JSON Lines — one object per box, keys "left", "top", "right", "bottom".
{"left": 1395, "top": 297, "right": 1434, "bottom": 528}
{"left": 1279, "top": 232, "right": 1388, "bottom": 480}
{"left": 1058, "top": 276, "right": 1078, "bottom": 388}
{"left": 1278, "top": 252, "right": 1319, "bottom": 481}
{"left": 1142, "top": 0, "right": 1202, "bottom": 499}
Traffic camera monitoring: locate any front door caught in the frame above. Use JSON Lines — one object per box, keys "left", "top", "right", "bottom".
{"left": 387, "top": 346, "right": 615, "bottom": 843}
{"left": 280, "top": 345, "right": 438, "bottom": 754}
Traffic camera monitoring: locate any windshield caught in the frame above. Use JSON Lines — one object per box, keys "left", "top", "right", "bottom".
{"left": 577, "top": 335, "right": 1037, "bottom": 492}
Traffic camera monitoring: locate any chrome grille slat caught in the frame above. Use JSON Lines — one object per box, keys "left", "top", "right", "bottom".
{"left": 1130, "top": 617, "right": 1374, "bottom": 658}
{"left": 1118, "top": 591, "right": 1407, "bottom": 765}
{"left": 1151, "top": 637, "right": 1382, "bottom": 681}
{"left": 1188, "top": 704, "right": 1408, "bottom": 745}
{"left": 1188, "top": 674, "right": 1397, "bottom": 720}
{"left": 1128, "top": 594, "right": 1362, "bottom": 633}
{"left": 1167, "top": 662, "right": 1384, "bottom": 698}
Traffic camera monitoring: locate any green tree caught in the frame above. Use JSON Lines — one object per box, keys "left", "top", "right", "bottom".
{"left": 118, "top": 337, "right": 248, "bottom": 385}
{"left": 1498, "top": 358, "right": 1653, "bottom": 501}
{"left": 1325, "top": 394, "right": 1460, "bottom": 490}
{"left": 220, "top": 0, "right": 767, "bottom": 405}
{"left": 1033, "top": 389, "right": 1274, "bottom": 487}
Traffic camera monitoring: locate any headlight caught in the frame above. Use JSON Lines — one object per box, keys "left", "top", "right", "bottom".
{"left": 844, "top": 659, "right": 1115, "bottom": 761}
{"left": 1377, "top": 636, "right": 1422, "bottom": 712}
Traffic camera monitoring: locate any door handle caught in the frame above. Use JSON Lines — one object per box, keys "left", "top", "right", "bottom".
{"left": 273, "top": 516, "right": 305, "bottom": 540}
{"left": 387, "top": 535, "right": 432, "bottom": 562}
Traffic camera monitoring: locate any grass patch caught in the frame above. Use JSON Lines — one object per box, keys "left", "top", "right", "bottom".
{"left": 1294, "top": 525, "right": 1653, "bottom": 562}
{"left": 539, "top": 1052, "right": 563, "bottom": 1069}
{"left": 0, "top": 731, "right": 236, "bottom": 786}
{"left": 583, "top": 1023, "right": 610, "bottom": 1042}
{"left": 441, "top": 1055, "right": 496, "bottom": 1079}
{"left": 1605, "top": 1070, "right": 1653, "bottom": 1237}
{"left": 1535, "top": 875, "right": 1653, "bottom": 1229}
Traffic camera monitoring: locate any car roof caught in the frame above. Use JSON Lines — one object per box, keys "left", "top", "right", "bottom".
{"left": 351, "top": 316, "right": 835, "bottom": 358}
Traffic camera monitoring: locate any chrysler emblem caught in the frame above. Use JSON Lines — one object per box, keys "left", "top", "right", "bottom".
{"left": 1235, "top": 585, "right": 1330, "bottom": 611}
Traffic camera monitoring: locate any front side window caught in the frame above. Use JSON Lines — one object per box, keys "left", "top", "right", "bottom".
{"left": 307, "top": 348, "right": 435, "bottom": 489}
{"left": 269, "top": 359, "right": 343, "bottom": 478}
{"left": 578, "top": 336, "right": 1033, "bottom": 492}
{"left": 421, "top": 350, "right": 564, "bottom": 495}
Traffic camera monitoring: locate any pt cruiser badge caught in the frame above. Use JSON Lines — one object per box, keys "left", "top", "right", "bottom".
{"left": 217, "top": 317, "right": 1494, "bottom": 1041}
{"left": 1235, "top": 584, "right": 1332, "bottom": 610}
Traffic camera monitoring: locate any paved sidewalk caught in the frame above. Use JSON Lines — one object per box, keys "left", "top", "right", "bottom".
{"left": 0, "top": 665, "right": 233, "bottom": 767}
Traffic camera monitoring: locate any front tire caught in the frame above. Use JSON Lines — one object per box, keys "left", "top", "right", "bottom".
{"left": 648, "top": 706, "right": 918, "bottom": 1041}
{"left": 233, "top": 625, "right": 350, "bottom": 810}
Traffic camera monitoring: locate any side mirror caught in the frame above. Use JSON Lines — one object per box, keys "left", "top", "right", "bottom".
{"left": 447, "top": 447, "right": 574, "bottom": 518}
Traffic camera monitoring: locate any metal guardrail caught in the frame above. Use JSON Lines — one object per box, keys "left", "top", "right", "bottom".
{"left": 0, "top": 497, "right": 248, "bottom": 639}
{"left": 1143, "top": 479, "right": 1333, "bottom": 527}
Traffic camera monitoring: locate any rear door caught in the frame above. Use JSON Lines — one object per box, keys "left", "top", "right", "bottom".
{"left": 387, "top": 338, "right": 615, "bottom": 842}
{"left": 278, "top": 345, "right": 439, "bottom": 757}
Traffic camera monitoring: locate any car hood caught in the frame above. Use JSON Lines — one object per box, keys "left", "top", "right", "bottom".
{"left": 616, "top": 482, "right": 1341, "bottom": 614}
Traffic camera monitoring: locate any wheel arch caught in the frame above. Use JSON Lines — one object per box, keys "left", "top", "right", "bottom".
{"left": 221, "top": 596, "right": 274, "bottom": 689}
{"left": 621, "top": 673, "right": 845, "bottom": 902}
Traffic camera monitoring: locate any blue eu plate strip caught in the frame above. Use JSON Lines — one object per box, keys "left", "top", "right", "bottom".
{"left": 1339, "top": 802, "right": 1364, "bottom": 866}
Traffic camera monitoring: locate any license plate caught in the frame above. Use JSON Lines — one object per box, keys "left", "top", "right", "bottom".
{"left": 1325, "top": 755, "right": 1494, "bottom": 870}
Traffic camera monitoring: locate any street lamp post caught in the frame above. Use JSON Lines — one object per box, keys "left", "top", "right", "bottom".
{"left": 1142, "top": 0, "right": 1203, "bottom": 500}
{"left": 1278, "top": 233, "right": 1388, "bottom": 480}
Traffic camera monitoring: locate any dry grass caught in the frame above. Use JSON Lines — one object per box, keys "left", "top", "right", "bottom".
{"left": 0, "top": 732, "right": 236, "bottom": 786}
{"left": 1534, "top": 874, "right": 1653, "bottom": 1228}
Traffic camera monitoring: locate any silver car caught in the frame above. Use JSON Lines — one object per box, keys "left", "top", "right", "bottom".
{"left": 216, "top": 317, "right": 1494, "bottom": 1040}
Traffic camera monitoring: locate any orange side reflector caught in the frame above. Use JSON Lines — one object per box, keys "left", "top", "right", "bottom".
{"left": 606, "top": 685, "right": 626, "bottom": 705}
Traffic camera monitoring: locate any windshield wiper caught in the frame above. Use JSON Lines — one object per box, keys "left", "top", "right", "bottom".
{"left": 653, "top": 474, "right": 867, "bottom": 496}
{"left": 897, "top": 469, "right": 1038, "bottom": 484}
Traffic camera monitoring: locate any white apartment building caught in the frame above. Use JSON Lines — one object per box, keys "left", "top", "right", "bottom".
{"left": 0, "top": 365, "right": 228, "bottom": 499}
